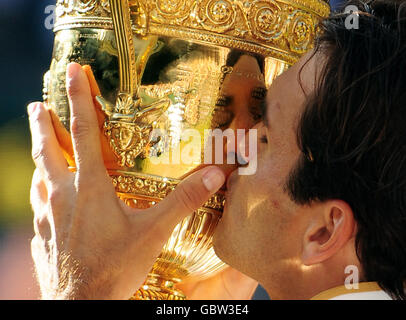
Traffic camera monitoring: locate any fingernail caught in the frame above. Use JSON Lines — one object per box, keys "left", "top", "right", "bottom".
{"left": 27, "top": 102, "right": 40, "bottom": 116}
{"left": 202, "top": 167, "right": 225, "bottom": 192}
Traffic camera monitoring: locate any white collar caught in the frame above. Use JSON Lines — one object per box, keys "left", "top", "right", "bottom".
{"left": 311, "top": 282, "right": 392, "bottom": 300}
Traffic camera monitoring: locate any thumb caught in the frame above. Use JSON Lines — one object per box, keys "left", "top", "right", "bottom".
{"left": 149, "top": 166, "right": 225, "bottom": 234}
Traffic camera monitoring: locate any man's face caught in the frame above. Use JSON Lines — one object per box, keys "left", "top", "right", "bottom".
{"left": 213, "top": 52, "right": 319, "bottom": 283}
{"left": 206, "top": 54, "right": 266, "bottom": 177}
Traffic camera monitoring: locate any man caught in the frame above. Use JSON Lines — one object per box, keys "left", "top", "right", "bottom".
{"left": 28, "top": 0, "right": 406, "bottom": 300}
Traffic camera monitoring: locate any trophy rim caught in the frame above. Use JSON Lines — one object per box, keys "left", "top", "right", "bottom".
{"left": 53, "top": 0, "right": 331, "bottom": 65}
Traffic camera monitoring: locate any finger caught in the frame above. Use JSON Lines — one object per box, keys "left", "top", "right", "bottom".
{"left": 30, "top": 169, "right": 48, "bottom": 213}
{"left": 28, "top": 102, "right": 70, "bottom": 183}
{"left": 65, "top": 62, "right": 105, "bottom": 177}
{"left": 82, "top": 65, "right": 106, "bottom": 127}
{"left": 30, "top": 169, "right": 52, "bottom": 240}
{"left": 82, "top": 65, "right": 121, "bottom": 170}
{"left": 48, "top": 107, "right": 75, "bottom": 167}
{"left": 148, "top": 166, "right": 225, "bottom": 235}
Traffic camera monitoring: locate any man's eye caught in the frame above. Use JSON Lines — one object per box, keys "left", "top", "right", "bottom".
{"left": 211, "top": 107, "right": 234, "bottom": 129}
{"left": 251, "top": 87, "right": 267, "bottom": 100}
{"left": 215, "top": 95, "right": 232, "bottom": 107}
{"left": 260, "top": 135, "right": 268, "bottom": 144}
{"left": 249, "top": 104, "right": 262, "bottom": 122}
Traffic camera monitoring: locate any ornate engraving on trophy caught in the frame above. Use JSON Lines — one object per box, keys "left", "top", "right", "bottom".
{"left": 46, "top": 29, "right": 120, "bottom": 129}
{"left": 45, "top": 0, "right": 329, "bottom": 300}
{"left": 56, "top": 0, "right": 111, "bottom": 17}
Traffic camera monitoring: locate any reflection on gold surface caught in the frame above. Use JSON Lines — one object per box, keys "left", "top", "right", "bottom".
{"left": 44, "top": 0, "right": 329, "bottom": 299}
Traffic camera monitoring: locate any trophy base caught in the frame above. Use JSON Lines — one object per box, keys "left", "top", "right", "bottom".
{"left": 131, "top": 274, "right": 186, "bottom": 300}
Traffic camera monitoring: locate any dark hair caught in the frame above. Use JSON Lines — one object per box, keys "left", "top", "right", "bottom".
{"left": 286, "top": 0, "right": 406, "bottom": 299}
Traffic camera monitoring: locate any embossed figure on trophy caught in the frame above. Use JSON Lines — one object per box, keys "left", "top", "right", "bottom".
{"left": 44, "top": 0, "right": 329, "bottom": 300}
{"left": 96, "top": 92, "right": 171, "bottom": 167}
{"left": 96, "top": 0, "right": 172, "bottom": 168}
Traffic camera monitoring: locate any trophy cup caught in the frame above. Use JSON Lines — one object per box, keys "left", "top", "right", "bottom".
{"left": 43, "top": 0, "right": 329, "bottom": 299}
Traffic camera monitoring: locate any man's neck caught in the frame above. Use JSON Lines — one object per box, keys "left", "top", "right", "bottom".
{"left": 263, "top": 264, "right": 352, "bottom": 299}
{"left": 311, "top": 282, "right": 391, "bottom": 300}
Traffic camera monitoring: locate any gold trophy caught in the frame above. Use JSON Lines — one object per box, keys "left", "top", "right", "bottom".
{"left": 43, "top": 0, "right": 329, "bottom": 299}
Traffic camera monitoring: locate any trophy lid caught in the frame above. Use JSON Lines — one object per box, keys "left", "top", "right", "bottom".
{"left": 55, "top": 0, "right": 330, "bottom": 65}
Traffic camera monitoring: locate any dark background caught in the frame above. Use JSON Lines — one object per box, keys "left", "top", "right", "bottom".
{"left": 0, "top": 0, "right": 343, "bottom": 300}
{"left": 0, "top": 0, "right": 54, "bottom": 299}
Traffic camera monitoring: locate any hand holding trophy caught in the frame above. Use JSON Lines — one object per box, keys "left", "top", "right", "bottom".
{"left": 29, "top": 63, "right": 226, "bottom": 300}
{"left": 37, "top": 0, "right": 329, "bottom": 299}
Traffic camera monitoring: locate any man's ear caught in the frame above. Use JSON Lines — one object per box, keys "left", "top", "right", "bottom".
{"left": 302, "top": 200, "right": 355, "bottom": 265}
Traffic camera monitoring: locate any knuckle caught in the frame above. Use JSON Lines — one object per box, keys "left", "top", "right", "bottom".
{"left": 31, "top": 169, "right": 42, "bottom": 184}
{"left": 31, "top": 235, "right": 41, "bottom": 253}
{"left": 29, "top": 106, "right": 45, "bottom": 123}
{"left": 34, "top": 214, "right": 47, "bottom": 230}
{"left": 31, "top": 144, "right": 46, "bottom": 163}
{"left": 31, "top": 235, "right": 50, "bottom": 260}
{"left": 30, "top": 170, "right": 46, "bottom": 195}
{"left": 48, "top": 186, "right": 64, "bottom": 207}
{"left": 33, "top": 214, "right": 51, "bottom": 239}
{"left": 30, "top": 181, "right": 40, "bottom": 201}
{"left": 70, "top": 116, "right": 91, "bottom": 138}
{"left": 47, "top": 181, "right": 73, "bottom": 213}
{"left": 66, "top": 78, "right": 83, "bottom": 100}
{"left": 173, "top": 183, "right": 201, "bottom": 213}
